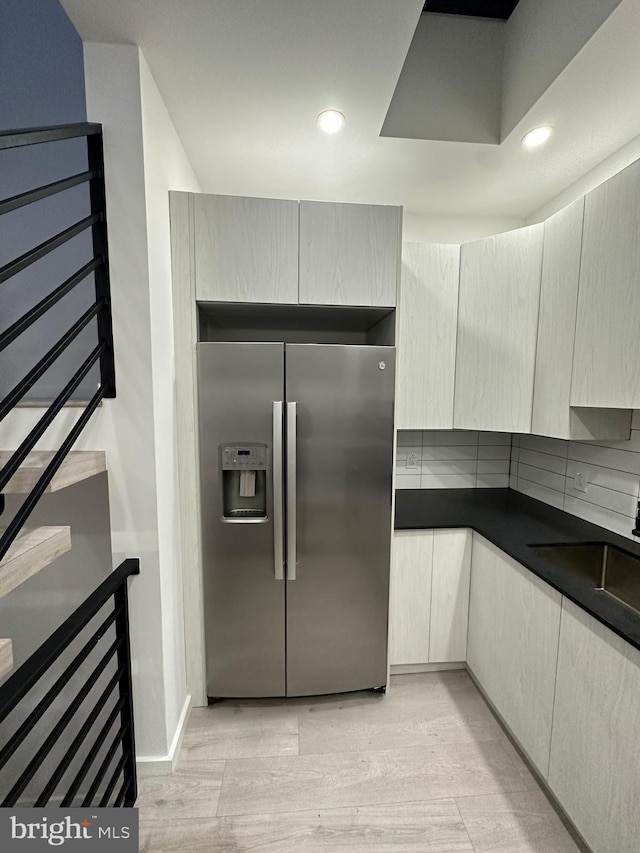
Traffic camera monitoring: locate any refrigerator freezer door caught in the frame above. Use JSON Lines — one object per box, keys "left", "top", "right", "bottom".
{"left": 198, "top": 342, "right": 286, "bottom": 697}
{"left": 285, "top": 344, "right": 395, "bottom": 696}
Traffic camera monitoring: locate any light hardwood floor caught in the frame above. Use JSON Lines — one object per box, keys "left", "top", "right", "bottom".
{"left": 137, "top": 672, "right": 581, "bottom": 852}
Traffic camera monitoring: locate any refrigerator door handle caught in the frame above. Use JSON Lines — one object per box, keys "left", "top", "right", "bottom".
{"left": 286, "top": 401, "right": 297, "bottom": 580}
{"left": 272, "top": 401, "right": 285, "bottom": 580}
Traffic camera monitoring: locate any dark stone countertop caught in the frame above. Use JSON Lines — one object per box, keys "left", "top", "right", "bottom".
{"left": 395, "top": 488, "right": 640, "bottom": 652}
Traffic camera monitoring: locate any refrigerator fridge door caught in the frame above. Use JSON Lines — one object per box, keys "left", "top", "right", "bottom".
{"left": 198, "top": 342, "right": 286, "bottom": 698}
{"left": 285, "top": 344, "right": 395, "bottom": 696}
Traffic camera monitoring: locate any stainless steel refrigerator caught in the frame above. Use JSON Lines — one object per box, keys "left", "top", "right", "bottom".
{"left": 197, "top": 342, "right": 395, "bottom": 698}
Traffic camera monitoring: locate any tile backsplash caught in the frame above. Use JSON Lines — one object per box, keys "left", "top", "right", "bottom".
{"left": 396, "top": 430, "right": 511, "bottom": 490}
{"left": 510, "top": 410, "right": 640, "bottom": 543}
{"left": 396, "top": 416, "right": 640, "bottom": 544}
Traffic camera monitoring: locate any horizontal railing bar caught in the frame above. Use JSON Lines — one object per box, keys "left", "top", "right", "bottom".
{"left": 0, "top": 123, "right": 102, "bottom": 150}
{"left": 0, "top": 213, "right": 99, "bottom": 285}
{"left": 0, "top": 383, "right": 107, "bottom": 561}
{"left": 0, "top": 342, "right": 104, "bottom": 492}
{"left": 99, "top": 751, "right": 128, "bottom": 808}
{"left": 81, "top": 722, "right": 127, "bottom": 807}
{"left": 61, "top": 699, "right": 126, "bottom": 806}
{"left": 0, "top": 299, "right": 103, "bottom": 421}
{"left": 0, "top": 257, "right": 102, "bottom": 353}
{"left": 0, "top": 560, "right": 139, "bottom": 722}
{"left": 34, "top": 672, "right": 125, "bottom": 807}
{"left": 0, "top": 609, "right": 121, "bottom": 766}
{"left": 0, "top": 170, "right": 99, "bottom": 216}
{"left": 2, "top": 636, "right": 124, "bottom": 806}
{"left": 114, "top": 777, "right": 131, "bottom": 808}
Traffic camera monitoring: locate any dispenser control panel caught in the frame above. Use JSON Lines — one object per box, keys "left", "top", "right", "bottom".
{"left": 220, "top": 444, "right": 267, "bottom": 470}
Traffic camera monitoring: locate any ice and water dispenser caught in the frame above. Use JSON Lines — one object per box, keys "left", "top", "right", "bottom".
{"left": 220, "top": 443, "right": 268, "bottom": 520}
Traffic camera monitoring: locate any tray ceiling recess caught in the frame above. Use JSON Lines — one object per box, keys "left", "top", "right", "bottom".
{"left": 380, "top": 0, "right": 556, "bottom": 145}
{"left": 422, "top": 1, "right": 520, "bottom": 19}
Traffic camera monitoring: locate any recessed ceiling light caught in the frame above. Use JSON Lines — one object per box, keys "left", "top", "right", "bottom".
{"left": 522, "top": 125, "right": 553, "bottom": 149}
{"left": 317, "top": 110, "right": 346, "bottom": 134}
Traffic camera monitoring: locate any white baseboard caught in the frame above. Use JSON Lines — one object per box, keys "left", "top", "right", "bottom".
{"left": 390, "top": 662, "right": 466, "bottom": 675}
{"left": 136, "top": 693, "right": 192, "bottom": 778}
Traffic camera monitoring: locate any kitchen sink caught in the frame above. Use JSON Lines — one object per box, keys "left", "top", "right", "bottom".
{"left": 529, "top": 542, "right": 640, "bottom": 616}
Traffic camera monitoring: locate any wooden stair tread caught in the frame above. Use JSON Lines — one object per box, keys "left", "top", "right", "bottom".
{"left": 0, "top": 526, "right": 72, "bottom": 600}
{"left": 0, "top": 639, "right": 13, "bottom": 680}
{"left": 0, "top": 450, "right": 106, "bottom": 494}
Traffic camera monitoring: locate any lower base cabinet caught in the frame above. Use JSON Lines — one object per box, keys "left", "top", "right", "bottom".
{"left": 548, "top": 599, "right": 640, "bottom": 853}
{"left": 430, "top": 529, "right": 471, "bottom": 662}
{"left": 389, "top": 529, "right": 470, "bottom": 666}
{"left": 389, "top": 530, "right": 433, "bottom": 665}
{"left": 467, "top": 534, "right": 562, "bottom": 776}
{"left": 390, "top": 526, "right": 640, "bottom": 853}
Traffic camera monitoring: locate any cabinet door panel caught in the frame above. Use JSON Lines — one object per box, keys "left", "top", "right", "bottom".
{"left": 548, "top": 599, "right": 640, "bottom": 853}
{"left": 299, "top": 201, "right": 400, "bottom": 307}
{"left": 429, "top": 529, "right": 471, "bottom": 662}
{"left": 396, "top": 244, "right": 459, "bottom": 429}
{"left": 467, "top": 535, "right": 561, "bottom": 775}
{"left": 532, "top": 200, "right": 584, "bottom": 438}
{"left": 454, "top": 225, "right": 543, "bottom": 432}
{"left": 194, "top": 194, "right": 298, "bottom": 303}
{"left": 389, "top": 531, "right": 433, "bottom": 665}
{"left": 571, "top": 159, "right": 640, "bottom": 408}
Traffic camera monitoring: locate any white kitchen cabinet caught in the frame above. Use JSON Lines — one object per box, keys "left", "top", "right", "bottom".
{"left": 193, "top": 194, "right": 299, "bottom": 303}
{"left": 389, "top": 530, "right": 433, "bottom": 665}
{"left": 571, "top": 158, "right": 640, "bottom": 408}
{"left": 467, "top": 534, "right": 562, "bottom": 775}
{"left": 299, "top": 201, "right": 401, "bottom": 307}
{"left": 453, "top": 224, "right": 543, "bottom": 433}
{"left": 532, "top": 199, "right": 631, "bottom": 440}
{"left": 548, "top": 599, "right": 640, "bottom": 853}
{"left": 396, "top": 243, "right": 460, "bottom": 429}
{"left": 389, "top": 529, "right": 470, "bottom": 666}
{"left": 429, "top": 529, "right": 471, "bottom": 662}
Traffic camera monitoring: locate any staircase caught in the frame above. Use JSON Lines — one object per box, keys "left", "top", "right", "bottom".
{"left": 0, "top": 123, "right": 114, "bottom": 678}
{"left": 0, "top": 451, "right": 107, "bottom": 678}
{"left": 0, "top": 450, "right": 106, "bottom": 494}
{"left": 0, "top": 124, "right": 138, "bottom": 808}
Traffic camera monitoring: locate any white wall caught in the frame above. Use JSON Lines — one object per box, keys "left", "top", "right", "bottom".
{"left": 403, "top": 212, "right": 524, "bottom": 243}
{"left": 527, "top": 133, "right": 640, "bottom": 223}
{"left": 82, "top": 42, "right": 173, "bottom": 764}
{"left": 138, "top": 51, "right": 202, "bottom": 748}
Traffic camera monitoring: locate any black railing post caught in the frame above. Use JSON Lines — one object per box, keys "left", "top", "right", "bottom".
{"left": 87, "top": 131, "right": 116, "bottom": 397}
{"left": 114, "top": 577, "right": 138, "bottom": 806}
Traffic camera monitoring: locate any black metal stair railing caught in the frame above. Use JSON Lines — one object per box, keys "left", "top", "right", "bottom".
{"left": 0, "top": 559, "right": 140, "bottom": 807}
{"left": 0, "top": 123, "right": 115, "bottom": 559}
{"left": 0, "top": 125, "right": 138, "bottom": 807}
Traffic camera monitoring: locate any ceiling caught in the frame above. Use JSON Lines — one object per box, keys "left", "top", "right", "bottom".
{"left": 60, "top": 0, "right": 640, "bottom": 220}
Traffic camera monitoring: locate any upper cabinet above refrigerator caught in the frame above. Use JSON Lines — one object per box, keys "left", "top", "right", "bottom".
{"left": 299, "top": 201, "right": 401, "bottom": 307}
{"left": 194, "top": 194, "right": 299, "bottom": 304}
{"left": 192, "top": 193, "right": 401, "bottom": 307}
